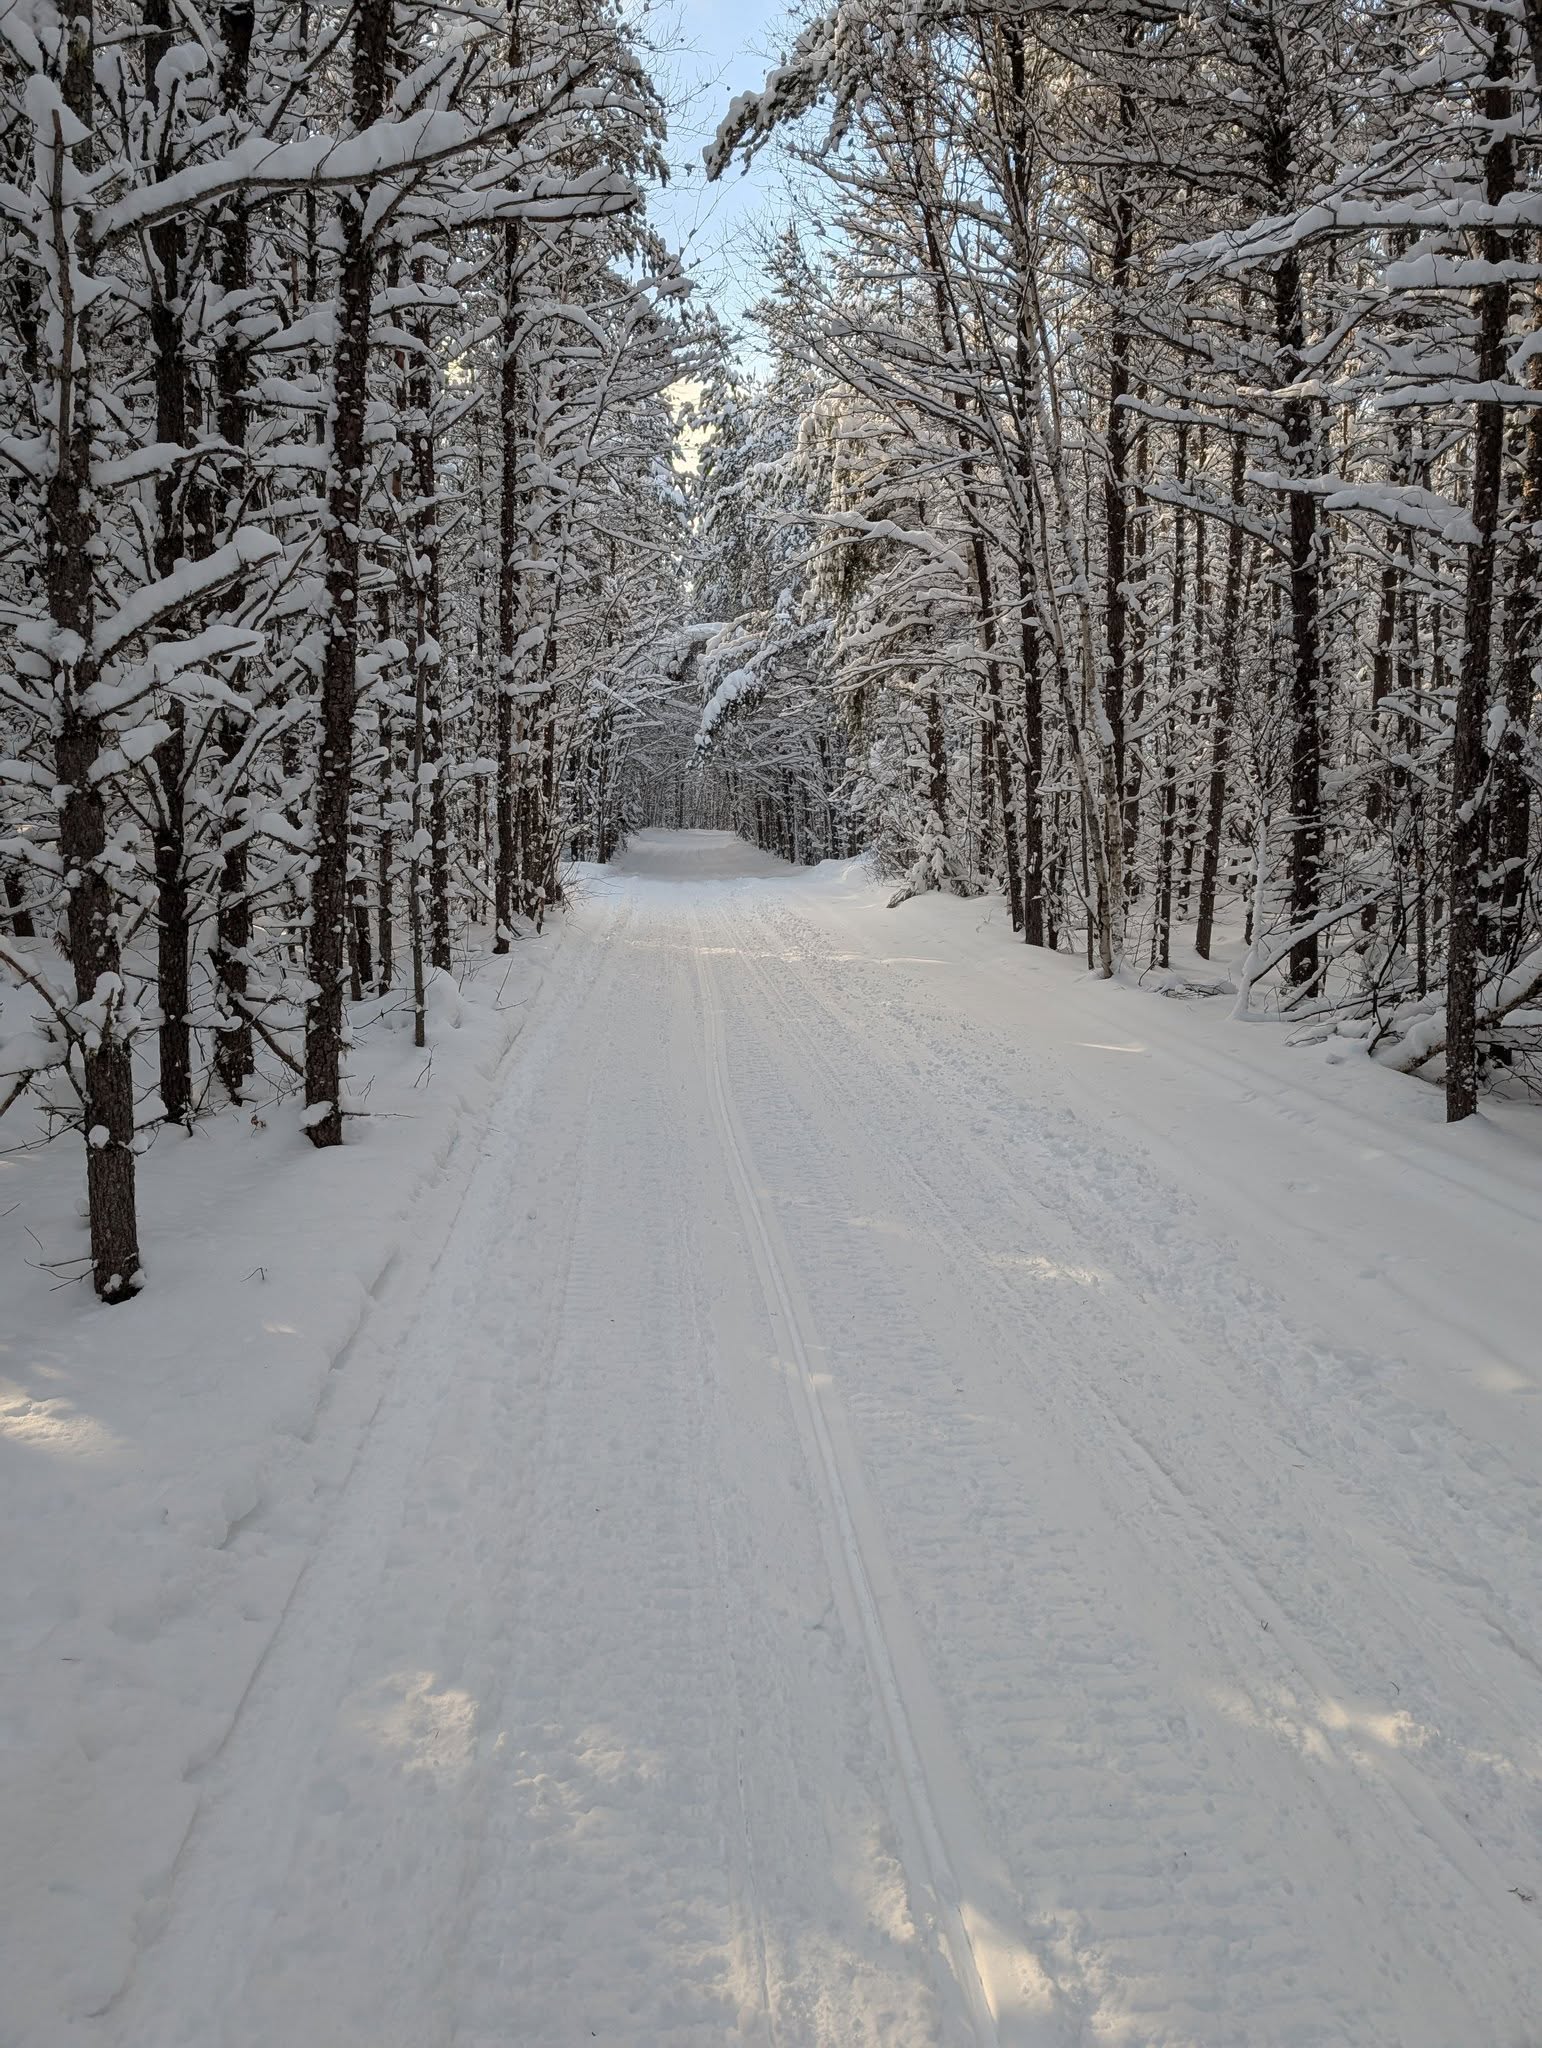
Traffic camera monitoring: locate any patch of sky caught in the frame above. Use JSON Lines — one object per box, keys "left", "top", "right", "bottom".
{"left": 627, "top": 0, "right": 798, "bottom": 362}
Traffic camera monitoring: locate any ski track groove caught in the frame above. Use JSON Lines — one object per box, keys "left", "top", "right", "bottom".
{"left": 750, "top": 889, "right": 1542, "bottom": 1802}
{"left": 693, "top": 902, "right": 1054, "bottom": 2048}
{"left": 714, "top": 884, "right": 1541, "bottom": 2045}
{"left": 447, "top": 914, "right": 750, "bottom": 2047}
{"left": 751, "top": 891, "right": 1542, "bottom": 1696}
{"left": 88, "top": 836, "right": 1542, "bottom": 2048}
{"left": 105, "top": 905, "right": 631, "bottom": 2048}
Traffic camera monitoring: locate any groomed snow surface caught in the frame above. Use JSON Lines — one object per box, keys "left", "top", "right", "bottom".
{"left": 5, "top": 829, "right": 1542, "bottom": 2048}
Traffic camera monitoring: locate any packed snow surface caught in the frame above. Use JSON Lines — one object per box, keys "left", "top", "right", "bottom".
{"left": 6, "top": 830, "right": 1542, "bottom": 2047}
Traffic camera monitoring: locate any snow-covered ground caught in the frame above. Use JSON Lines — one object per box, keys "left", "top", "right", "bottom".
{"left": 5, "top": 828, "right": 1541, "bottom": 2048}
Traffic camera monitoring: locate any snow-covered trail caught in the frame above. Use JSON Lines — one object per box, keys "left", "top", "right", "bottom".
{"left": 105, "top": 831, "right": 1542, "bottom": 2048}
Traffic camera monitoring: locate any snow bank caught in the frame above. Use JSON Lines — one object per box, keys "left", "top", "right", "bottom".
{"left": 0, "top": 934, "right": 558, "bottom": 2038}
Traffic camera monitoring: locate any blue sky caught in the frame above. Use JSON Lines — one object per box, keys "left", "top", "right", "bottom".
{"left": 638, "top": 0, "right": 796, "bottom": 345}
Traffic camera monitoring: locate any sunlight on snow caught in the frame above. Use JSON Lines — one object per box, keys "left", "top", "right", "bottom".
{"left": 1319, "top": 1696, "right": 1434, "bottom": 1754}
{"left": 0, "top": 1388, "right": 122, "bottom": 1462}
{"left": 1470, "top": 1357, "right": 1539, "bottom": 1396}
{"left": 1206, "top": 1683, "right": 1443, "bottom": 1765}
{"left": 1204, "top": 1683, "right": 1341, "bottom": 1766}
{"left": 962, "top": 1902, "right": 1063, "bottom": 2030}
{"left": 844, "top": 1213, "right": 913, "bottom": 1238}
{"left": 345, "top": 1670, "right": 479, "bottom": 1780}
{"left": 617, "top": 936, "right": 946, "bottom": 967}
{"left": 985, "top": 1252, "right": 1106, "bottom": 1286}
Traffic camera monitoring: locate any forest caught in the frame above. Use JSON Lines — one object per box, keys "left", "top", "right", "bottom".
{"left": 684, "top": 0, "right": 1542, "bottom": 1130}
{"left": 2, "top": 0, "right": 1541, "bottom": 1292}
{"left": 5, "top": 4, "right": 1542, "bottom": 2043}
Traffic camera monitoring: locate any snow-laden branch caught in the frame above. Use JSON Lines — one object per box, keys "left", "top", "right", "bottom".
{"left": 1170, "top": 191, "right": 1542, "bottom": 277}
{"left": 1248, "top": 470, "right": 1480, "bottom": 546}
{"left": 1379, "top": 949, "right": 1542, "bottom": 1075}
{"left": 1232, "top": 893, "right": 1384, "bottom": 1021}
{"left": 93, "top": 529, "right": 282, "bottom": 660}
{"left": 91, "top": 76, "right": 623, "bottom": 242}
{"left": 805, "top": 510, "right": 967, "bottom": 576}
{"left": 699, "top": 665, "right": 761, "bottom": 743}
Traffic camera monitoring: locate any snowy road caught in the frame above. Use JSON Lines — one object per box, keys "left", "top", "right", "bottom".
{"left": 108, "top": 831, "right": 1542, "bottom": 2048}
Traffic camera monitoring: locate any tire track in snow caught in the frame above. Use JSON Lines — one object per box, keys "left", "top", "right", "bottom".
{"left": 767, "top": 889, "right": 1542, "bottom": 1588}
{"left": 728, "top": 887, "right": 1542, "bottom": 2042}
{"left": 691, "top": 904, "right": 1063, "bottom": 2048}
{"left": 752, "top": 890, "right": 1542, "bottom": 1893}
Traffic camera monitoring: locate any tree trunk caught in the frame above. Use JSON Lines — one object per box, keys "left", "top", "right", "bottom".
{"left": 152, "top": 713, "right": 192, "bottom": 1122}
{"left": 1496, "top": 260, "right": 1542, "bottom": 951}
{"left": 1446, "top": 20, "right": 1514, "bottom": 1121}
{"left": 210, "top": 0, "right": 255, "bottom": 1099}
{"left": 1255, "top": 56, "right": 1326, "bottom": 987}
{"left": 1153, "top": 430, "right": 1189, "bottom": 970}
{"left": 145, "top": 0, "right": 194, "bottom": 1123}
{"left": 1103, "top": 73, "right": 1136, "bottom": 867}
{"left": 375, "top": 711, "right": 395, "bottom": 993}
{"left": 304, "top": 0, "right": 392, "bottom": 1147}
{"left": 494, "top": 222, "right": 522, "bottom": 953}
{"left": 3, "top": 872, "right": 35, "bottom": 939}
{"left": 45, "top": 3, "right": 141, "bottom": 1295}
{"left": 1196, "top": 439, "right": 1246, "bottom": 959}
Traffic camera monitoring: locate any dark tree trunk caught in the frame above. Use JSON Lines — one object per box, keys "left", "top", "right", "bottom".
{"left": 1496, "top": 257, "right": 1542, "bottom": 949}
{"left": 494, "top": 219, "right": 522, "bottom": 952}
{"left": 1281, "top": 336, "right": 1324, "bottom": 990}
{"left": 1254, "top": 51, "right": 1326, "bottom": 987}
{"left": 409, "top": 294, "right": 454, "bottom": 973}
{"left": 1103, "top": 71, "right": 1136, "bottom": 865}
{"left": 1122, "top": 481, "right": 1149, "bottom": 858}
{"left": 1196, "top": 439, "right": 1247, "bottom": 959}
{"left": 211, "top": 0, "right": 256, "bottom": 1099}
{"left": 1153, "top": 429, "right": 1189, "bottom": 970}
{"left": 213, "top": 718, "right": 253, "bottom": 1100}
{"left": 304, "top": 0, "right": 391, "bottom": 1148}
{"left": 350, "top": 852, "right": 373, "bottom": 1002}
{"left": 47, "top": 2, "right": 141, "bottom": 1296}
{"left": 927, "top": 688, "right": 947, "bottom": 834}
{"left": 906, "top": 136, "right": 1020, "bottom": 924}
{"left": 1498, "top": 427, "right": 1539, "bottom": 941}
{"left": 996, "top": 21, "right": 1047, "bottom": 945}
{"left": 153, "top": 714, "right": 191, "bottom": 1122}
{"left": 974, "top": 536, "right": 1025, "bottom": 932}
{"left": 145, "top": 0, "right": 194, "bottom": 1123}
{"left": 3, "top": 872, "right": 34, "bottom": 939}
{"left": 1177, "top": 455, "right": 1208, "bottom": 918}
{"left": 375, "top": 725, "right": 394, "bottom": 993}
{"left": 1447, "top": 21, "right": 1514, "bottom": 1121}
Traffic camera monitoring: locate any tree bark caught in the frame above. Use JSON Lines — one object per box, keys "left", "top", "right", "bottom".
{"left": 45, "top": 2, "right": 142, "bottom": 1295}
{"left": 494, "top": 224, "right": 522, "bottom": 952}
{"left": 304, "top": 0, "right": 392, "bottom": 1147}
{"left": 1196, "top": 438, "right": 1246, "bottom": 959}
{"left": 210, "top": 0, "right": 256, "bottom": 1100}
{"left": 1254, "top": 49, "right": 1326, "bottom": 987}
{"left": 1446, "top": 20, "right": 1514, "bottom": 1120}
{"left": 145, "top": 0, "right": 194, "bottom": 1123}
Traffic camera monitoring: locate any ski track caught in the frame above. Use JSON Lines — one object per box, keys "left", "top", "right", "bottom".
{"left": 98, "top": 831, "right": 1542, "bottom": 2048}
{"left": 719, "top": 888, "right": 1541, "bottom": 2043}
